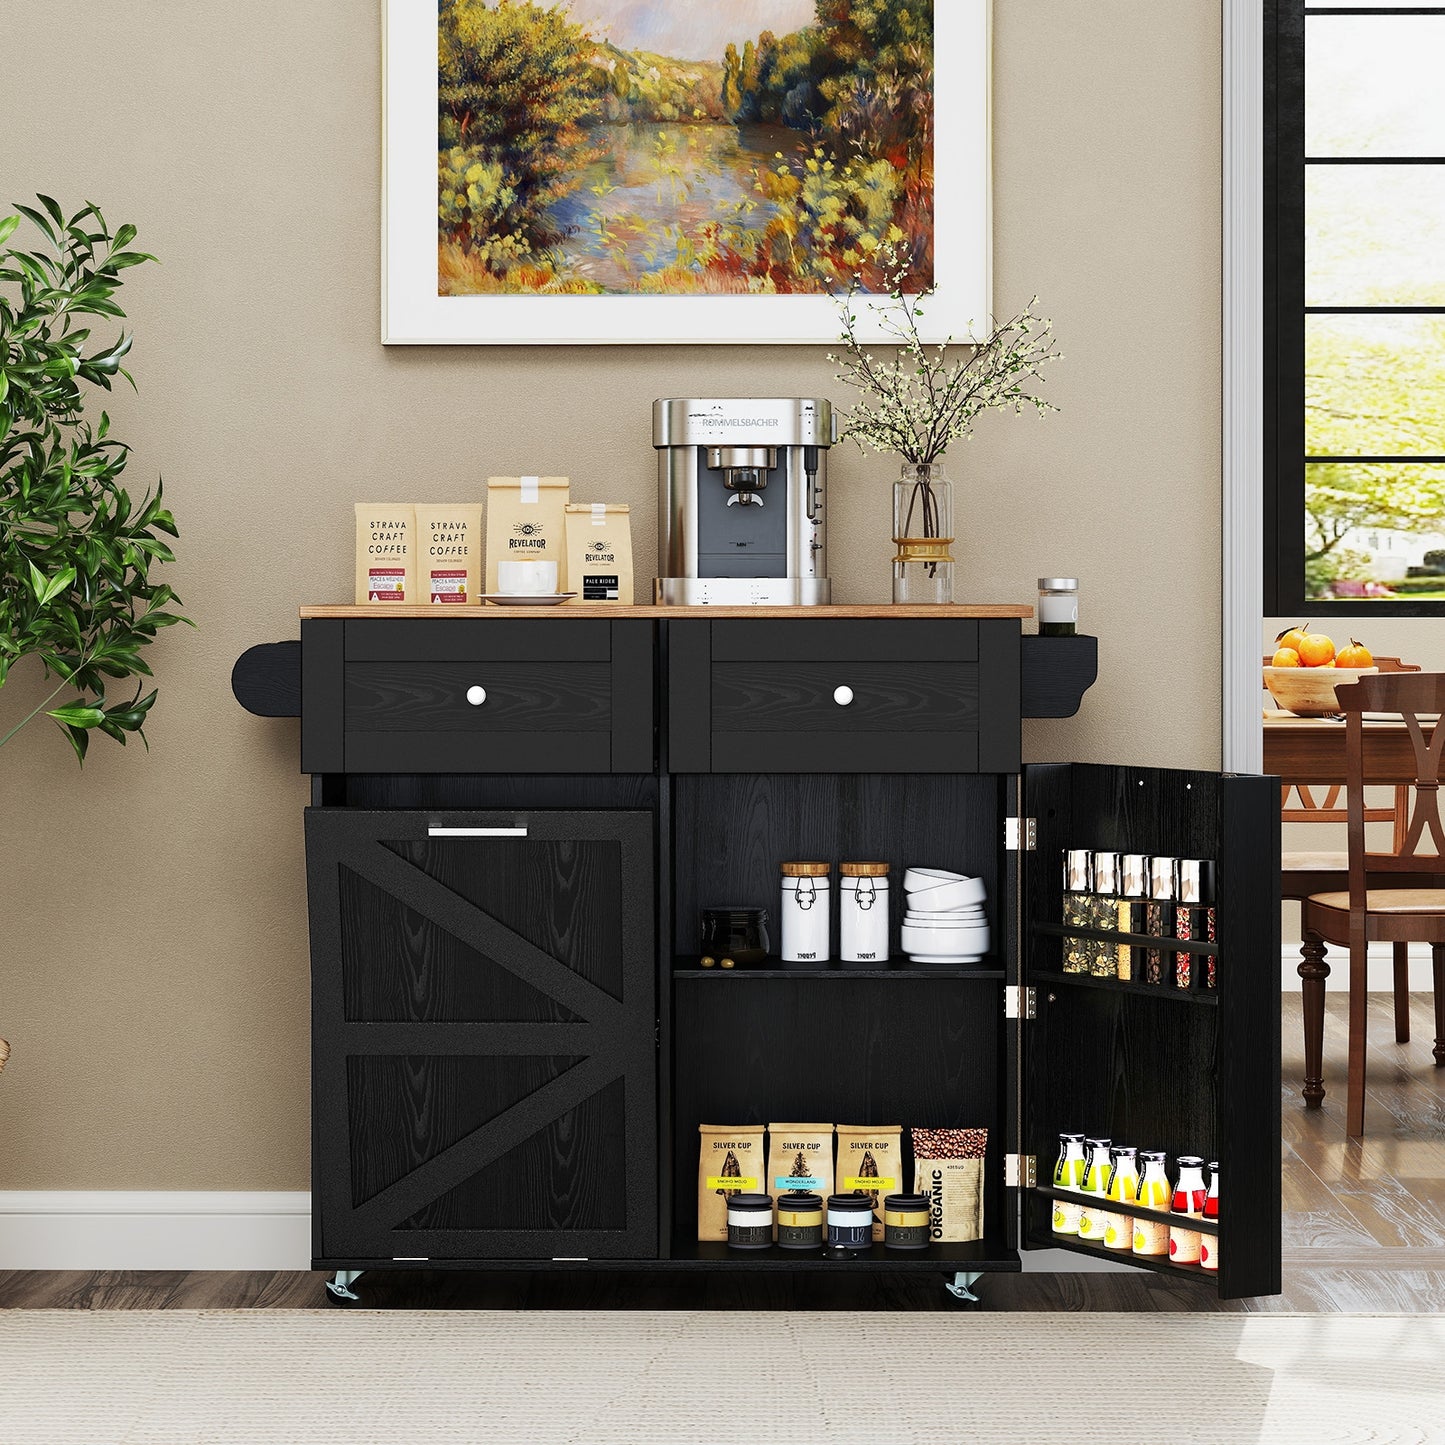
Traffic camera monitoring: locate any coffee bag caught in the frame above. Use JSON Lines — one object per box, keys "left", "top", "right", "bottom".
{"left": 767, "top": 1123, "right": 835, "bottom": 1231}
{"left": 486, "top": 476, "right": 569, "bottom": 594}
{"left": 564, "top": 504, "right": 633, "bottom": 605}
{"left": 835, "top": 1124, "right": 903, "bottom": 1242}
{"left": 415, "top": 505, "right": 482, "bottom": 605}
{"left": 355, "top": 504, "right": 415, "bottom": 605}
{"left": 697, "top": 1124, "right": 765, "bottom": 1242}
{"left": 911, "top": 1127, "right": 988, "bottom": 1243}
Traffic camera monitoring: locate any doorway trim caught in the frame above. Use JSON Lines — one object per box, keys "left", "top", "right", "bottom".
{"left": 1223, "top": 0, "right": 1265, "bottom": 774}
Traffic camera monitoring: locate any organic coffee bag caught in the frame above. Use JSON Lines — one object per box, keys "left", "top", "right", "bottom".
{"left": 565, "top": 504, "right": 633, "bottom": 604}
{"left": 767, "top": 1123, "right": 834, "bottom": 1233}
{"left": 486, "top": 475, "right": 569, "bottom": 594}
{"left": 415, "top": 505, "right": 482, "bottom": 605}
{"left": 912, "top": 1127, "right": 987, "bottom": 1243}
{"left": 354, "top": 504, "right": 415, "bottom": 605}
{"left": 697, "top": 1124, "right": 764, "bottom": 1242}
{"left": 836, "top": 1124, "right": 903, "bottom": 1242}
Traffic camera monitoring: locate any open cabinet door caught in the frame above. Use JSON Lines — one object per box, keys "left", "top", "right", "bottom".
{"left": 1019, "top": 763, "right": 1282, "bottom": 1300}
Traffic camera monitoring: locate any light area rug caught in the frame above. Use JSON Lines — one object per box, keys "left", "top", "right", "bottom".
{"left": 1, "top": 1310, "right": 1442, "bottom": 1445}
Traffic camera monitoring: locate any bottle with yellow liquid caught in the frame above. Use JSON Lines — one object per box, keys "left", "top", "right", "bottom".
{"left": 1102, "top": 1145, "right": 1140, "bottom": 1250}
{"left": 1132, "top": 1150, "right": 1171, "bottom": 1256}
{"left": 1051, "top": 1133, "right": 1087, "bottom": 1235}
{"left": 1076, "top": 1137, "right": 1112, "bottom": 1242}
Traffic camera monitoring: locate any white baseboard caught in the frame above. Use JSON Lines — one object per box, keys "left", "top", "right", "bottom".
{"left": 0, "top": 1191, "right": 312, "bottom": 1271}
{"left": 1279, "top": 941, "right": 1434, "bottom": 992}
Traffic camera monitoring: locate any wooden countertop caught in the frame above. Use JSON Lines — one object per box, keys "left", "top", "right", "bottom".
{"left": 300, "top": 603, "right": 1035, "bottom": 620}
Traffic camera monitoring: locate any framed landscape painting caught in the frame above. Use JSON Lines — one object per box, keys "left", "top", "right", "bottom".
{"left": 384, "top": 0, "right": 990, "bottom": 344}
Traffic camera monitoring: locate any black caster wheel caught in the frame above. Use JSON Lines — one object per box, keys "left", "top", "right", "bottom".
{"left": 325, "top": 1280, "right": 364, "bottom": 1308}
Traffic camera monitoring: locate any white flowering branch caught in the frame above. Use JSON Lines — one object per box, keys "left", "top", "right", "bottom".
{"left": 828, "top": 250, "right": 1061, "bottom": 466}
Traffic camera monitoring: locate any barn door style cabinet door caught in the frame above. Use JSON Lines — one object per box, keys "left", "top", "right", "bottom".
{"left": 304, "top": 808, "right": 658, "bottom": 1263}
{"left": 233, "top": 606, "right": 1279, "bottom": 1305}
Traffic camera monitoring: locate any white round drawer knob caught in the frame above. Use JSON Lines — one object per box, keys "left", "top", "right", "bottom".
{"left": 466, "top": 685, "right": 487, "bottom": 707}
{"left": 833, "top": 685, "right": 854, "bottom": 706}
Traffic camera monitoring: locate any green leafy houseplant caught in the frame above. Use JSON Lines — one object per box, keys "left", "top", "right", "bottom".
{"left": 0, "top": 196, "right": 189, "bottom": 766}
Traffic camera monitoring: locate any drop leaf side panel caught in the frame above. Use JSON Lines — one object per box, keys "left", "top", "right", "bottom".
{"left": 306, "top": 808, "right": 658, "bottom": 1264}
{"left": 1020, "top": 763, "right": 1282, "bottom": 1300}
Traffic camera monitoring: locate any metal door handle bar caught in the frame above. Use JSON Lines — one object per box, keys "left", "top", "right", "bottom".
{"left": 427, "top": 827, "right": 529, "bottom": 837}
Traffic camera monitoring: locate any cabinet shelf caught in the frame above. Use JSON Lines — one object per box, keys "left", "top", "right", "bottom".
{"left": 673, "top": 956, "right": 1004, "bottom": 981}
{"left": 1031, "top": 970, "right": 1219, "bottom": 1005}
{"left": 670, "top": 1238, "right": 1020, "bottom": 1272}
{"left": 1030, "top": 1182, "right": 1219, "bottom": 1235}
{"left": 1033, "top": 921, "right": 1219, "bottom": 956}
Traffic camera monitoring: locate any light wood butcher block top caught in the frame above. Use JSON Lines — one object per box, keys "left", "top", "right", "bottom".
{"left": 300, "top": 603, "right": 1035, "bottom": 619}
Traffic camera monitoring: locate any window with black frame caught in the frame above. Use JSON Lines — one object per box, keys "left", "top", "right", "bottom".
{"left": 1267, "top": 1, "right": 1445, "bottom": 613}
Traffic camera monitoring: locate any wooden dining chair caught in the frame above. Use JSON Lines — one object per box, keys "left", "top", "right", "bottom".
{"left": 1270, "top": 654, "right": 1420, "bottom": 1105}
{"left": 1301, "top": 672, "right": 1445, "bottom": 1137}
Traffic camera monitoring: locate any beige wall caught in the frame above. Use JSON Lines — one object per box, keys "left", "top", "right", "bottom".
{"left": 0, "top": 1, "right": 1223, "bottom": 1189}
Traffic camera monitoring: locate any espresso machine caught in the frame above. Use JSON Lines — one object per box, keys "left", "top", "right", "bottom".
{"left": 654, "top": 397, "right": 836, "bottom": 605}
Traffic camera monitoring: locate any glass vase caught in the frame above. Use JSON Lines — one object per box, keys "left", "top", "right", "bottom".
{"left": 892, "top": 462, "right": 954, "bottom": 605}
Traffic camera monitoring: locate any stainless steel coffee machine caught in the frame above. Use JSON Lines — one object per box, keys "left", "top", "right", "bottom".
{"left": 654, "top": 397, "right": 836, "bottom": 605}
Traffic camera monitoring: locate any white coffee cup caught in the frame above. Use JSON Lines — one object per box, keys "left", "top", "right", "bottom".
{"left": 498, "top": 559, "right": 558, "bottom": 595}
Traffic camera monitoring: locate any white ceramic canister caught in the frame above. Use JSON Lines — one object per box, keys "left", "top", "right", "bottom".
{"left": 780, "top": 862, "right": 831, "bottom": 964}
{"left": 839, "top": 862, "right": 890, "bottom": 965}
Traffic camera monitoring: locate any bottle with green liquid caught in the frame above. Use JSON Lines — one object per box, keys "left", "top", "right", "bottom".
{"left": 1051, "top": 1133, "right": 1087, "bottom": 1235}
{"left": 1076, "top": 1137, "right": 1113, "bottom": 1243}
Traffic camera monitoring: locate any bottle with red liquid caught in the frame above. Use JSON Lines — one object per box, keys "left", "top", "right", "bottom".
{"left": 1168, "top": 1155, "right": 1208, "bottom": 1264}
{"left": 1199, "top": 1161, "right": 1220, "bottom": 1272}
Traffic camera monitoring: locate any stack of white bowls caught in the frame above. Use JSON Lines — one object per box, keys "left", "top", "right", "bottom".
{"left": 900, "top": 868, "right": 990, "bottom": 964}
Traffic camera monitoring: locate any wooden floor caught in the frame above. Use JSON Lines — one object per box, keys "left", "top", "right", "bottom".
{"left": 1, "top": 993, "right": 1440, "bottom": 1313}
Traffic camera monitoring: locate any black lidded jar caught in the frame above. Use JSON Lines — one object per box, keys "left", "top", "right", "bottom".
{"left": 882, "top": 1192, "right": 932, "bottom": 1250}
{"left": 725, "top": 1192, "right": 774, "bottom": 1250}
{"left": 826, "top": 1193, "right": 875, "bottom": 1250}
{"left": 775, "top": 1191, "right": 825, "bottom": 1250}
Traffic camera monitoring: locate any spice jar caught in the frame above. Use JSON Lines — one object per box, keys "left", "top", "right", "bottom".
{"left": 780, "top": 862, "right": 831, "bottom": 966}
{"left": 725, "top": 1193, "right": 774, "bottom": 1250}
{"left": 839, "top": 862, "right": 890, "bottom": 966}
{"left": 826, "top": 1193, "right": 874, "bottom": 1250}
{"left": 882, "top": 1193, "right": 932, "bottom": 1249}
{"left": 1144, "top": 857, "right": 1175, "bottom": 985}
{"left": 1118, "top": 854, "right": 1148, "bottom": 981}
{"left": 1089, "top": 851, "right": 1121, "bottom": 978}
{"left": 775, "top": 1192, "right": 824, "bottom": 1250}
{"left": 1038, "top": 578, "right": 1079, "bottom": 636}
{"left": 1174, "top": 860, "right": 1215, "bottom": 991}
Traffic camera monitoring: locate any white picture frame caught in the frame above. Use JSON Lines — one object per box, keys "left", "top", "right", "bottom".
{"left": 383, "top": 0, "right": 991, "bottom": 346}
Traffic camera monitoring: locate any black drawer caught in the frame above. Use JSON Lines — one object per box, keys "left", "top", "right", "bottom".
{"left": 668, "top": 618, "right": 1019, "bottom": 773}
{"left": 301, "top": 619, "right": 654, "bottom": 773}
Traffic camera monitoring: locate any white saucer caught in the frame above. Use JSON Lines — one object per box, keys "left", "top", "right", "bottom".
{"left": 907, "top": 953, "right": 987, "bottom": 965}
{"left": 481, "top": 593, "right": 579, "bottom": 607}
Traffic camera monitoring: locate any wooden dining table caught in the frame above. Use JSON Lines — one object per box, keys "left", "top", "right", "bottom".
{"left": 1262, "top": 709, "right": 1427, "bottom": 786}
{"left": 1264, "top": 708, "right": 1441, "bottom": 1112}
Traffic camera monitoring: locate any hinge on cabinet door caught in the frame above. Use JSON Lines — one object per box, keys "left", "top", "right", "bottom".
{"left": 1005, "top": 985, "right": 1036, "bottom": 1020}
{"left": 1005, "top": 1154, "right": 1037, "bottom": 1188}
{"left": 1005, "top": 816, "right": 1037, "bottom": 851}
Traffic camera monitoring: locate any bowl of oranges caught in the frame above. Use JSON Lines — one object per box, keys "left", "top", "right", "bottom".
{"left": 1264, "top": 627, "right": 1377, "bottom": 716}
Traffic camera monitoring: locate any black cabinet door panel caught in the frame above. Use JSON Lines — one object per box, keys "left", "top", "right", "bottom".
{"left": 306, "top": 808, "right": 657, "bottom": 1263}
{"left": 1020, "top": 763, "right": 1281, "bottom": 1300}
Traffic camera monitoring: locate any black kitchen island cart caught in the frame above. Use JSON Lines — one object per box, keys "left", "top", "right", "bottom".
{"left": 233, "top": 604, "right": 1280, "bottom": 1305}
